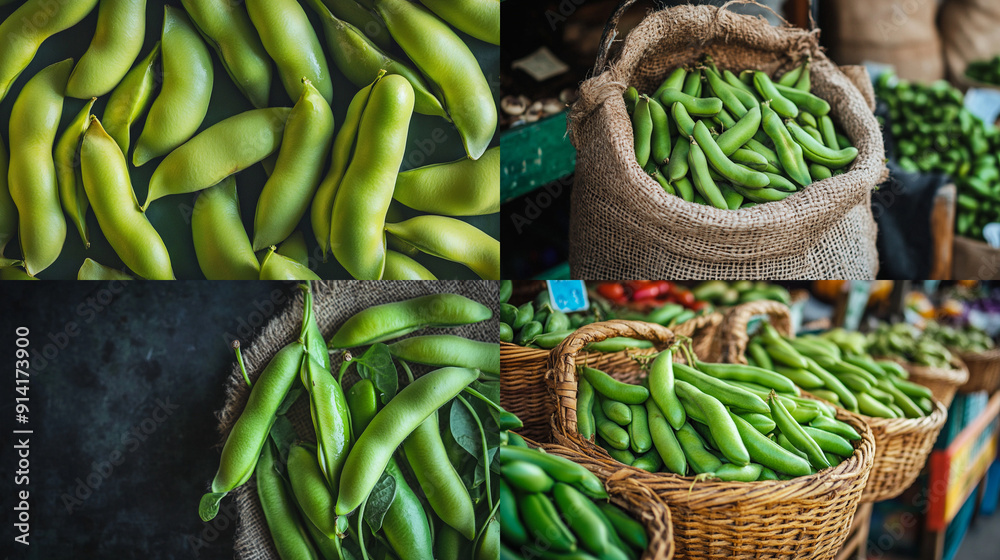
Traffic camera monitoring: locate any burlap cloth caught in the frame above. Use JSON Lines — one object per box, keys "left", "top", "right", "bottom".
{"left": 567, "top": 1, "right": 886, "bottom": 279}
{"left": 207, "top": 281, "right": 498, "bottom": 560}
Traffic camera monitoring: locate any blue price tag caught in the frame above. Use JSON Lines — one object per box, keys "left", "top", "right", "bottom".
{"left": 546, "top": 281, "right": 589, "bottom": 313}
{"left": 965, "top": 88, "right": 1000, "bottom": 127}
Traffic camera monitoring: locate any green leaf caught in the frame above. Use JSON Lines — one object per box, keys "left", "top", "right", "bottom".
{"left": 450, "top": 398, "right": 482, "bottom": 460}
{"left": 268, "top": 416, "right": 297, "bottom": 467}
{"left": 276, "top": 385, "right": 303, "bottom": 416}
{"left": 354, "top": 344, "right": 398, "bottom": 404}
{"left": 363, "top": 471, "right": 396, "bottom": 533}
{"left": 342, "top": 537, "right": 362, "bottom": 560}
{"left": 471, "top": 379, "right": 500, "bottom": 405}
{"left": 198, "top": 492, "right": 226, "bottom": 522}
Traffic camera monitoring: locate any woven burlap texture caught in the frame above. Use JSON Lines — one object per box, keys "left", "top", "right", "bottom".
{"left": 567, "top": 4, "right": 885, "bottom": 279}
{"left": 208, "top": 281, "right": 498, "bottom": 560}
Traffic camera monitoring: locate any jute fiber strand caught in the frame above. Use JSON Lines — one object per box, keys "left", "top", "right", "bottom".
{"left": 955, "top": 348, "right": 1000, "bottom": 394}
{"left": 547, "top": 319, "right": 875, "bottom": 559}
{"left": 209, "top": 281, "right": 498, "bottom": 560}
{"left": 502, "top": 312, "right": 722, "bottom": 442}
{"left": 718, "top": 300, "right": 947, "bottom": 503}
{"left": 521, "top": 438, "right": 676, "bottom": 560}
{"left": 567, "top": 1, "right": 885, "bottom": 279}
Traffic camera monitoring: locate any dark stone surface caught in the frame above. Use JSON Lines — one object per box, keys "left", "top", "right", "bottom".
{"left": 0, "top": 281, "right": 297, "bottom": 559}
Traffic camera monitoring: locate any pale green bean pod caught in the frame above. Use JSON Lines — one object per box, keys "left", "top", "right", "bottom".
{"left": 308, "top": 0, "right": 446, "bottom": 118}
{"left": 144, "top": 107, "right": 291, "bottom": 208}
{"left": 0, "top": 0, "right": 98, "bottom": 103}
{"left": 78, "top": 258, "right": 133, "bottom": 280}
{"left": 80, "top": 118, "right": 174, "bottom": 280}
{"left": 8, "top": 59, "right": 72, "bottom": 277}
{"left": 393, "top": 147, "right": 499, "bottom": 215}
{"left": 191, "top": 176, "right": 259, "bottom": 280}
{"left": 253, "top": 79, "right": 334, "bottom": 251}
{"left": 320, "top": 0, "right": 392, "bottom": 50}
{"left": 330, "top": 74, "right": 414, "bottom": 280}
{"left": 55, "top": 97, "right": 97, "bottom": 248}
{"left": 374, "top": 0, "right": 496, "bottom": 159}
{"left": 275, "top": 231, "right": 309, "bottom": 267}
{"left": 419, "top": 0, "right": 499, "bottom": 45}
{"left": 0, "top": 137, "right": 15, "bottom": 256}
{"left": 385, "top": 216, "right": 499, "bottom": 279}
{"left": 259, "top": 247, "right": 321, "bottom": 280}
{"left": 102, "top": 41, "right": 160, "bottom": 155}
{"left": 180, "top": 0, "right": 273, "bottom": 109}
{"left": 133, "top": 6, "right": 214, "bottom": 167}
{"left": 246, "top": 0, "right": 333, "bottom": 104}
{"left": 65, "top": 0, "right": 146, "bottom": 98}
{"left": 383, "top": 251, "right": 436, "bottom": 280}
{"left": 0, "top": 266, "right": 37, "bottom": 281}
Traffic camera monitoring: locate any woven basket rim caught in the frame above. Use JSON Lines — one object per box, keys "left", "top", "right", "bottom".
{"left": 718, "top": 300, "right": 794, "bottom": 364}
{"left": 956, "top": 346, "right": 1000, "bottom": 362}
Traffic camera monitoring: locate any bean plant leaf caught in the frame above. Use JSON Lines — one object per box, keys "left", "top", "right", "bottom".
{"left": 363, "top": 472, "right": 396, "bottom": 533}
{"left": 354, "top": 344, "right": 397, "bottom": 404}
{"left": 268, "top": 415, "right": 298, "bottom": 468}
{"left": 450, "top": 398, "right": 482, "bottom": 460}
{"left": 341, "top": 538, "right": 362, "bottom": 560}
{"left": 276, "top": 385, "right": 303, "bottom": 416}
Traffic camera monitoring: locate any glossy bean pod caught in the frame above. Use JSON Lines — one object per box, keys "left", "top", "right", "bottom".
{"left": 287, "top": 443, "right": 339, "bottom": 538}
{"left": 419, "top": 0, "right": 499, "bottom": 45}
{"left": 388, "top": 334, "right": 499, "bottom": 375}
{"left": 393, "top": 147, "right": 500, "bottom": 215}
{"left": 300, "top": 356, "right": 352, "bottom": 492}
{"left": 258, "top": 248, "right": 322, "bottom": 280}
{"left": 54, "top": 97, "right": 97, "bottom": 248}
{"left": 102, "top": 41, "right": 159, "bottom": 155}
{"left": 246, "top": 0, "right": 333, "bottom": 104}
{"left": 77, "top": 258, "right": 133, "bottom": 280}
{"left": 328, "top": 293, "right": 491, "bottom": 348}
{"left": 384, "top": 215, "right": 499, "bottom": 280}
{"left": 191, "top": 177, "right": 260, "bottom": 280}
{"left": 66, "top": 0, "right": 146, "bottom": 98}
{"left": 257, "top": 442, "right": 320, "bottom": 560}
{"left": 382, "top": 251, "right": 437, "bottom": 280}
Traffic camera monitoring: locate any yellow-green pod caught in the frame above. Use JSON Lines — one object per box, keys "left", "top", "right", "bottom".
{"left": 8, "top": 59, "right": 73, "bottom": 277}
{"left": 78, "top": 258, "right": 133, "bottom": 280}
{"left": 382, "top": 251, "right": 436, "bottom": 280}
{"left": 310, "top": 79, "right": 375, "bottom": 258}
{"left": 102, "top": 41, "right": 159, "bottom": 155}
{"left": 375, "top": 0, "right": 496, "bottom": 160}
{"left": 55, "top": 97, "right": 97, "bottom": 248}
{"left": 394, "top": 147, "right": 499, "bottom": 216}
{"left": 276, "top": 231, "right": 309, "bottom": 267}
{"left": 308, "top": 0, "right": 446, "bottom": 119}
{"left": 65, "top": 0, "right": 146, "bottom": 98}
{"left": 80, "top": 117, "right": 174, "bottom": 280}
{"left": 0, "top": 0, "right": 98, "bottom": 103}
{"left": 132, "top": 6, "right": 214, "bottom": 167}
{"left": 191, "top": 177, "right": 259, "bottom": 280}
{"left": 419, "top": 0, "right": 499, "bottom": 45}
{"left": 253, "top": 79, "right": 334, "bottom": 251}
{"left": 0, "top": 266, "right": 37, "bottom": 281}
{"left": 330, "top": 74, "right": 415, "bottom": 280}
{"left": 0, "top": 137, "right": 15, "bottom": 256}
{"left": 246, "top": 0, "right": 333, "bottom": 104}
{"left": 319, "top": 0, "right": 392, "bottom": 51}
{"left": 259, "top": 247, "right": 321, "bottom": 280}
{"left": 144, "top": 107, "right": 291, "bottom": 208}
{"left": 180, "top": 0, "right": 273, "bottom": 109}
{"left": 385, "top": 216, "right": 499, "bottom": 279}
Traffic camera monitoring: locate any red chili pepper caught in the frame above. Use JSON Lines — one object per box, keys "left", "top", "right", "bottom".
{"left": 676, "top": 290, "right": 696, "bottom": 307}
{"left": 654, "top": 281, "right": 673, "bottom": 295}
{"left": 597, "top": 283, "right": 625, "bottom": 301}
{"left": 632, "top": 285, "right": 661, "bottom": 301}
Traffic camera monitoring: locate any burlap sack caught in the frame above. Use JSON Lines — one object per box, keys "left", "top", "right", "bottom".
{"left": 567, "top": 1, "right": 886, "bottom": 280}
{"left": 940, "top": 0, "right": 1000, "bottom": 89}
{"left": 208, "top": 281, "right": 498, "bottom": 560}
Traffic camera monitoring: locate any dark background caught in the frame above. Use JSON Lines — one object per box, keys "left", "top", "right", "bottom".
{"left": 0, "top": 281, "right": 297, "bottom": 559}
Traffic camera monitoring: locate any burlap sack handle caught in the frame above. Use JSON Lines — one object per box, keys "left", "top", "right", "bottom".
{"left": 549, "top": 320, "right": 675, "bottom": 436}
{"left": 718, "top": 300, "right": 794, "bottom": 364}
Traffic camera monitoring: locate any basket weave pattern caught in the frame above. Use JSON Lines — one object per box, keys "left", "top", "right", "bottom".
{"left": 956, "top": 348, "right": 1000, "bottom": 394}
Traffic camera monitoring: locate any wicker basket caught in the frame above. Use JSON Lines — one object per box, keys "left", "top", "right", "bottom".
{"left": 719, "top": 300, "right": 949, "bottom": 503}
{"left": 519, "top": 438, "right": 675, "bottom": 560}
{"left": 548, "top": 320, "right": 876, "bottom": 560}
{"left": 956, "top": 348, "right": 1000, "bottom": 394}
{"left": 502, "top": 312, "right": 722, "bottom": 442}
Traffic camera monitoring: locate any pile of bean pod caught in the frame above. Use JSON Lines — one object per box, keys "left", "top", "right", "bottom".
{"left": 624, "top": 55, "right": 858, "bottom": 209}
{"left": 865, "top": 322, "right": 955, "bottom": 369}
{"left": 692, "top": 280, "right": 791, "bottom": 307}
{"left": 499, "top": 434, "right": 649, "bottom": 560}
{"left": 965, "top": 55, "right": 1000, "bottom": 85}
{"left": 923, "top": 321, "right": 995, "bottom": 353}
{"left": 0, "top": 0, "right": 499, "bottom": 280}
{"left": 578, "top": 348, "right": 862, "bottom": 481}
{"left": 200, "top": 288, "right": 502, "bottom": 559}
{"left": 874, "top": 72, "right": 1000, "bottom": 239}
{"left": 744, "top": 323, "right": 936, "bottom": 419}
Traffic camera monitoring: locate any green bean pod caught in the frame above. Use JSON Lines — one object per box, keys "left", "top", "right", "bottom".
{"left": 331, "top": 74, "right": 414, "bottom": 279}
{"left": 419, "top": 0, "right": 499, "bottom": 45}
{"left": 0, "top": 0, "right": 99, "bottom": 103}
{"left": 336, "top": 367, "right": 478, "bottom": 514}
{"left": 475, "top": 517, "right": 500, "bottom": 560}
{"left": 715, "top": 105, "right": 761, "bottom": 156}
{"left": 675, "top": 423, "right": 722, "bottom": 474}
{"left": 257, "top": 442, "right": 320, "bottom": 560}
{"left": 688, "top": 139, "right": 729, "bottom": 209}
{"left": 632, "top": 95, "right": 652, "bottom": 167}
{"left": 731, "top": 148, "right": 769, "bottom": 171}
{"left": 54, "top": 97, "right": 97, "bottom": 248}
{"left": 320, "top": 0, "right": 393, "bottom": 50}
{"left": 774, "top": 83, "right": 830, "bottom": 116}
{"left": 497, "top": 445, "right": 607, "bottom": 499}
{"left": 328, "top": 293, "right": 491, "bottom": 348}
{"left": 133, "top": 6, "right": 213, "bottom": 167}
{"left": 578, "top": 377, "right": 596, "bottom": 440}
{"left": 383, "top": 251, "right": 437, "bottom": 280}
{"left": 519, "top": 492, "right": 578, "bottom": 553}
{"left": 760, "top": 102, "right": 811, "bottom": 187}
{"left": 66, "top": 0, "right": 146, "bottom": 98}
{"left": 579, "top": 366, "right": 649, "bottom": 405}
{"left": 246, "top": 0, "right": 332, "bottom": 104}
{"left": 786, "top": 121, "right": 859, "bottom": 169}
{"left": 646, "top": 399, "right": 687, "bottom": 475}
{"left": 692, "top": 121, "right": 770, "bottom": 189}
{"left": 300, "top": 356, "right": 352, "bottom": 493}
{"left": 667, "top": 136, "right": 690, "bottom": 182}
{"left": 102, "top": 41, "right": 159, "bottom": 155}
{"left": 675, "top": 380, "right": 749, "bottom": 466}
{"left": 199, "top": 342, "right": 305, "bottom": 521}
{"left": 402, "top": 411, "right": 476, "bottom": 540}
{"left": 384, "top": 216, "right": 499, "bottom": 280}
{"left": 0, "top": 137, "right": 14, "bottom": 256}
{"left": 258, "top": 248, "right": 322, "bottom": 280}
{"left": 673, "top": 363, "right": 769, "bottom": 413}
{"left": 8, "top": 59, "right": 72, "bottom": 276}
{"left": 181, "top": 0, "right": 273, "bottom": 108}
{"left": 77, "top": 258, "right": 133, "bottom": 281}
{"left": 393, "top": 147, "right": 500, "bottom": 216}
{"left": 499, "top": 478, "right": 528, "bottom": 545}
{"left": 375, "top": 0, "right": 496, "bottom": 160}
{"left": 144, "top": 108, "right": 291, "bottom": 208}
{"left": 388, "top": 334, "right": 499, "bottom": 375}
{"left": 191, "top": 177, "right": 259, "bottom": 280}
{"left": 730, "top": 412, "right": 811, "bottom": 476}
{"left": 659, "top": 88, "right": 722, "bottom": 117}
{"left": 648, "top": 350, "right": 685, "bottom": 429}
{"left": 648, "top": 97, "right": 672, "bottom": 165}
{"left": 768, "top": 393, "right": 830, "bottom": 470}
{"left": 553, "top": 483, "right": 624, "bottom": 559}
{"left": 275, "top": 231, "right": 309, "bottom": 268}
{"left": 80, "top": 118, "right": 174, "bottom": 280}
{"left": 683, "top": 68, "right": 702, "bottom": 97}
{"left": 287, "top": 443, "right": 339, "bottom": 537}
{"left": 253, "top": 79, "right": 334, "bottom": 251}
{"left": 705, "top": 67, "right": 748, "bottom": 117}
{"left": 753, "top": 71, "right": 798, "bottom": 118}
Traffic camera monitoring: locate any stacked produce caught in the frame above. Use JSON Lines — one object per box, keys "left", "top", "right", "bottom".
{"left": 965, "top": 55, "right": 1000, "bottom": 85}
{"left": 624, "top": 55, "right": 858, "bottom": 209}
{"left": 743, "top": 324, "right": 936, "bottom": 419}
{"left": 0, "top": 0, "right": 499, "bottom": 279}
{"left": 866, "top": 322, "right": 955, "bottom": 369}
{"left": 924, "top": 321, "right": 996, "bottom": 353}
{"left": 199, "top": 288, "right": 501, "bottom": 559}
{"left": 577, "top": 347, "right": 862, "bottom": 480}
{"left": 594, "top": 280, "right": 711, "bottom": 312}
{"left": 499, "top": 435, "right": 649, "bottom": 560}
{"left": 692, "top": 280, "right": 791, "bottom": 306}
{"left": 875, "top": 73, "right": 999, "bottom": 239}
